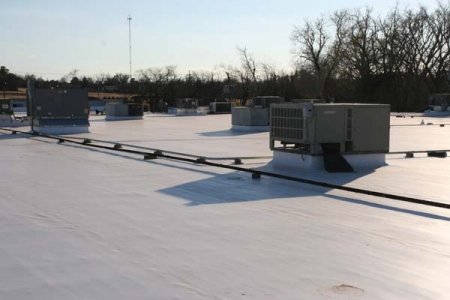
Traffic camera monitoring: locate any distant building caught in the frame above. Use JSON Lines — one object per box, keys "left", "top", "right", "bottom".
{"left": 103, "top": 86, "right": 118, "bottom": 92}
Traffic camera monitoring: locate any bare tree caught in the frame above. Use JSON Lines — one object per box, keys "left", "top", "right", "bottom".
{"left": 219, "top": 47, "right": 259, "bottom": 105}
{"left": 377, "top": 6, "right": 404, "bottom": 75}
{"left": 237, "top": 47, "right": 258, "bottom": 84}
{"left": 62, "top": 69, "right": 80, "bottom": 83}
{"left": 259, "top": 60, "right": 280, "bottom": 95}
{"left": 236, "top": 47, "right": 259, "bottom": 102}
{"left": 291, "top": 12, "right": 348, "bottom": 98}
{"left": 291, "top": 18, "right": 328, "bottom": 73}
{"left": 220, "top": 64, "right": 249, "bottom": 105}
{"left": 137, "top": 66, "right": 179, "bottom": 105}
{"left": 340, "top": 9, "right": 379, "bottom": 82}
{"left": 422, "top": 3, "right": 450, "bottom": 92}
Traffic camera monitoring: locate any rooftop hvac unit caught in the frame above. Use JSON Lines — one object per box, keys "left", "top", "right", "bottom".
{"left": 209, "top": 102, "right": 231, "bottom": 114}
{"left": 105, "top": 103, "right": 128, "bottom": 117}
{"left": 232, "top": 96, "right": 284, "bottom": 127}
{"left": 0, "top": 98, "right": 13, "bottom": 115}
{"left": 270, "top": 103, "right": 390, "bottom": 155}
{"left": 176, "top": 98, "right": 198, "bottom": 109}
{"left": 0, "top": 98, "right": 14, "bottom": 124}
{"left": 128, "top": 103, "right": 143, "bottom": 116}
{"left": 0, "top": 98, "right": 30, "bottom": 126}
{"left": 251, "top": 96, "right": 284, "bottom": 108}
{"left": 27, "top": 81, "right": 90, "bottom": 133}
{"left": 232, "top": 106, "right": 269, "bottom": 126}
{"left": 105, "top": 103, "right": 144, "bottom": 120}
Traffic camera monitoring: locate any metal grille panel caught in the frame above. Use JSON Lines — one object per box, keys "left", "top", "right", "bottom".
{"left": 271, "top": 105, "right": 305, "bottom": 142}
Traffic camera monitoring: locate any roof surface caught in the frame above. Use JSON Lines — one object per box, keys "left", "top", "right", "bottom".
{"left": 1, "top": 113, "right": 449, "bottom": 300}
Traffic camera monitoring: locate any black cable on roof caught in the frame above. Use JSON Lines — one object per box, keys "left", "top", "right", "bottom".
{"left": 1, "top": 127, "right": 449, "bottom": 210}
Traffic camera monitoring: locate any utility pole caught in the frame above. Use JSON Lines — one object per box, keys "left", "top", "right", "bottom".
{"left": 127, "top": 14, "right": 132, "bottom": 82}
{"left": 188, "top": 70, "right": 191, "bottom": 98}
{"left": 0, "top": 66, "right": 9, "bottom": 98}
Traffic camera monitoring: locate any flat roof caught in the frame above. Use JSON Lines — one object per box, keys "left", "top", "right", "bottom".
{"left": 1, "top": 113, "right": 449, "bottom": 299}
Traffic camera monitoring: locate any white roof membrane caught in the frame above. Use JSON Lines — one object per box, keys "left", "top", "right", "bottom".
{"left": 1, "top": 114, "right": 449, "bottom": 299}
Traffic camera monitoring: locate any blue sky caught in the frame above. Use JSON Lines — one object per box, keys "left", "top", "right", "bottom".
{"left": 0, "top": 0, "right": 440, "bottom": 80}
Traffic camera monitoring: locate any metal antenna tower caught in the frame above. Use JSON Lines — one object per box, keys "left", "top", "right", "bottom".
{"left": 127, "top": 14, "right": 132, "bottom": 82}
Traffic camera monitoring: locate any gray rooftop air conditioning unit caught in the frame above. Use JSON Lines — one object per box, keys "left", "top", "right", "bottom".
{"left": 0, "top": 98, "right": 13, "bottom": 115}
{"left": 105, "top": 103, "right": 128, "bottom": 117}
{"left": 270, "top": 103, "right": 390, "bottom": 156}
{"left": 209, "top": 102, "right": 231, "bottom": 114}
{"left": 251, "top": 96, "right": 284, "bottom": 108}
{"left": 0, "top": 98, "right": 14, "bottom": 124}
{"left": 27, "top": 81, "right": 90, "bottom": 134}
{"left": 105, "top": 103, "right": 144, "bottom": 120}
{"left": 232, "top": 96, "right": 284, "bottom": 127}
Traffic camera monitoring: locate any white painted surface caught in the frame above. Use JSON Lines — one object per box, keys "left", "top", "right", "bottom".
{"left": 273, "top": 150, "right": 324, "bottom": 169}
{"left": 33, "top": 126, "right": 90, "bottom": 135}
{"left": 1, "top": 114, "right": 450, "bottom": 299}
{"left": 0, "top": 116, "right": 30, "bottom": 127}
{"left": 272, "top": 152, "right": 386, "bottom": 171}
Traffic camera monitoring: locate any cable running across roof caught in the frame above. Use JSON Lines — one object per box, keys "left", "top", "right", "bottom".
{"left": 1, "top": 127, "right": 449, "bottom": 210}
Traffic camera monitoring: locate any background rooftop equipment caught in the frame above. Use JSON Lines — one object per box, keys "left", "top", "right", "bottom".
{"left": 171, "top": 98, "right": 208, "bottom": 115}
{"left": 429, "top": 94, "right": 450, "bottom": 112}
{"left": 176, "top": 98, "right": 198, "bottom": 109}
{"left": 27, "top": 81, "right": 89, "bottom": 134}
{"left": 0, "top": 98, "right": 27, "bottom": 126}
{"left": 105, "top": 103, "right": 143, "bottom": 120}
{"left": 0, "top": 98, "right": 29, "bottom": 126}
{"left": 231, "top": 96, "right": 284, "bottom": 128}
{"left": 251, "top": 96, "right": 284, "bottom": 108}
{"left": 209, "top": 102, "right": 232, "bottom": 114}
{"left": 0, "top": 98, "right": 13, "bottom": 116}
{"left": 290, "top": 99, "right": 324, "bottom": 104}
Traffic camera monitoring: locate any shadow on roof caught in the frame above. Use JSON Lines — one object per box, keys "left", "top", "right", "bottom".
{"left": 158, "top": 165, "right": 450, "bottom": 222}
{"left": 157, "top": 164, "right": 369, "bottom": 207}
{"left": 0, "top": 131, "right": 32, "bottom": 140}
{"left": 48, "top": 140, "right": 450, "bottom": 222}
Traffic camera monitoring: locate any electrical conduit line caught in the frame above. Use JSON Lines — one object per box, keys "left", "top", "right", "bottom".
{"left": 0, "top": 127, "right": 449, "bottom": 210}
{"left": 26, "top": 133, "right": 450, "bottom": 160}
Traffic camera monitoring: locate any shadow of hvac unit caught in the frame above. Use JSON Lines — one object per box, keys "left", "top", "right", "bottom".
{"left": 105, "top": 103, "right": 143, "bottom": 120}
{"left": 232, "top": 96, "right": 284, "bottom": 126}
{"left": 27, "top": 82, "right": 89, "bottom": 134}
{"left": 270, "top": 103, "right": 390, "bottom": 172}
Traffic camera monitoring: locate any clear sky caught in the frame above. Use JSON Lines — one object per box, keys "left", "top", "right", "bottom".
{"left": 0, "top": 0, "right": 440, "bottom": 80}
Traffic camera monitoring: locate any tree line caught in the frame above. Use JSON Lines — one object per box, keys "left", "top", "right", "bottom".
{"left": 2, "top": 2, "right": 449, "bottom": 111}
{"left": 291, "top": 2, "right": 450, "bottom": 111}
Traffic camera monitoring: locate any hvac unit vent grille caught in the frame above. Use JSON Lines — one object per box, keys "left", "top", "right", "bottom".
{"left": 346, "top": 108, "right": 353, "bottom": 140}
{"left": 271, "top": 107, "right": 304, "bottom": 140}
